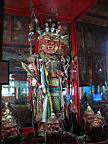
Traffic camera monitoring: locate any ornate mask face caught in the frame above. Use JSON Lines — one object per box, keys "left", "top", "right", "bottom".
{"left": 39, "top": 34, "right": 60, "bottom": 54}
{"left": 91, "top": 117, "right": 101, "bottom": 127}
{"left": 85, "top": 113, "right": 94, "bottom": 124}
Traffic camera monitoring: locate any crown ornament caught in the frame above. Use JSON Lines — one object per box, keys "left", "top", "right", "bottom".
{"left": 94, "top": 109, "right": 104, "bottom": 120}
{"left": 29, "top": 17, "right": 66, "bottom": 41}
{"left": 1, "top": 102, "right": 20, "bottom": 140}
{"left": 84, "top": 104, "right": 94, "bottom": 117}
{"left": 28, "top": 14, "right": 69, "bottom": 55}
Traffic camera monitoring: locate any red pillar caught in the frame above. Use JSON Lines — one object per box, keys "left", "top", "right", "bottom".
{"left": 71, "top": 21, "right": 80, "bottom": 121}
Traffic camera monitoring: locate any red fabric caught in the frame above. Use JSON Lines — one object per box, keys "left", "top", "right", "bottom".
{"left": 20, "top": 127, "right": 34, "bottom": 137}
{"left": 74, "top": 0, "right": 97, "bottom": 20}
{"left": 20, "top": 127, "right": 45, "bottom": 144}
{"left": 32, "top": 0, "right": 97, "bottom": 21}
{"left": 5, "top": 0, "right": 96, "bottom": 20}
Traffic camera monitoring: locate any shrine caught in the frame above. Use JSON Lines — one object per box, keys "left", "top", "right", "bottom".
{"left": 1, "top": 0, "right": 108, "bottom": 143}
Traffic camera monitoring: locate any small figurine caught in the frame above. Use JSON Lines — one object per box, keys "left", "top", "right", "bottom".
{"left": 84, "top": 104, "right": 94, "bottom": 124}
{"left": 47, "top": 18, "right": 52, "bottom": 27}
{"left": 56, "top": 24, "right": 62, "bottom": 35}
{"left": 51, "top": 22, "right": 56, "bottom": 33}
{"left": 91, "top": 109, "right": 105, "bottom": 128}
{"left": 1, "top": 102, "right": 20, "bottom": 140}
{"left": 45, "top": 22, "right": 49, "bottom": 33}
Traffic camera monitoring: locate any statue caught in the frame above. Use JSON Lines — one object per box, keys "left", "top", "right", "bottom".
{"left": 1, "top": 102, "right": 20, "bottom": 142}
{"left": 22, "top": 18, "right": 76, "bottom": 136}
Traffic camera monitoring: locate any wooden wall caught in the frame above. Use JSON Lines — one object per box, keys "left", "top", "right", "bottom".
{"left": 77, "top": 22, "right": 107, "bottom": 86}
{"left": 3, "top": 14, "right": 29, "bottom": 43}
{"left": 3, "top": 14, "right": 30, "bottom": 80}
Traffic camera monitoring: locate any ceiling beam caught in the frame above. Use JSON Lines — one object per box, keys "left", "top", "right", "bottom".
{"left": 4, "top": 7, "right": 30, "bottom": 16}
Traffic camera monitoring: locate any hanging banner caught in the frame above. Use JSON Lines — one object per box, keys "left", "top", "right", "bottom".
{"left": 0, "top": 60, "right": 9, "bottom": 85}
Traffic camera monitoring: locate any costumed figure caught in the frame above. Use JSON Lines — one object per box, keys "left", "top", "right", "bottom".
{"left": 82, "top": 106, "right": 106, "bottom": 143}
{"left": 1, "top": 102, "right": 20, "bottom": 143}
{"left": 82, "top": 104, "right": 94, "bottom": 135}
{"left": 90, "top": 109, "right": 105, "bottom": 128}
{"left": 45, "top": 113, "right": 62, "bottom": 144}
{"left": 89, "top": 109, "right": 105, "bottom": 143}
{"left": 22, "top": 17, "right": 76, "bottom": 136}
{"left": 37, "top": 18, "right": 73, "bottom": 124}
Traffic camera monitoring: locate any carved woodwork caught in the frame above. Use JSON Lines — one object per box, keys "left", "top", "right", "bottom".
{"left": 77, "top": 23, "right": 107, "bottom": 86}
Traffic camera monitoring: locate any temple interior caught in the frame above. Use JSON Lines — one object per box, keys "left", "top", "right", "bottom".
{"left": 1, "top": 0, "right": 108, "bottom": 143}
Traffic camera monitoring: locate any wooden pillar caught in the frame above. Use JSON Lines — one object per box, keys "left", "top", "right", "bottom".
{"left": 71, "top": 21, "right": 80, "bottom": 121}
{"left": 0, "top": 0, "right": 4, "bottom": 141}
